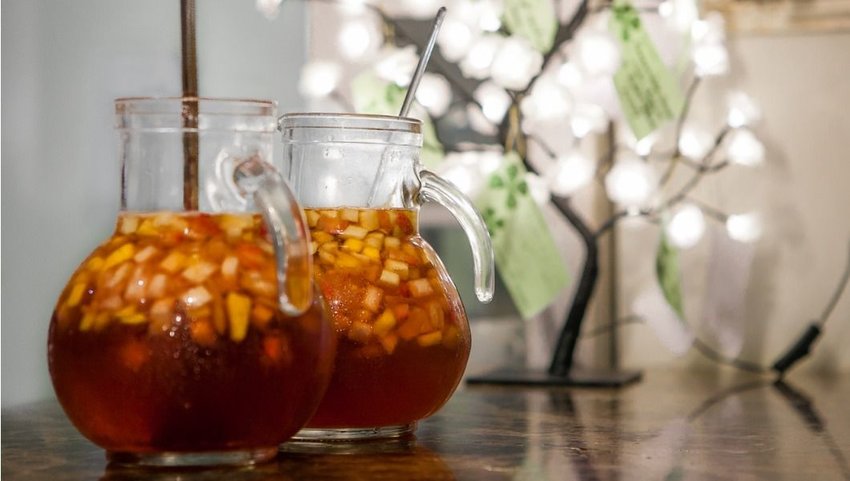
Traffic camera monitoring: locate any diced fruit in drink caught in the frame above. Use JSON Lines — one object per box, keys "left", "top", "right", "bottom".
{"left": 65, "top": 282, "right": 87, "bottom": 308}
{"left": 181, "top": 261, "right": 217, "bottom": 283}
{"left": 133, "top": 245, "right": 159, "bottom": 263}
{"left": 182, "top": 286, "right": 212, "bottom": 308}
{"left": 226, "top": 292, "right": 251, "bottom": 342}
{"left": 408, "top": 278, "right": 434, "bottom": 298}
{"left": 302, "top": 207, "right": 470, "bottom": 430}
{"left": 160, "top": 252, "right": 187, "bottom": 273}
{"left": 104, "top": 244, "right": 135, "bottom": 271}
{"left": 379, "top": 270, "right": 400, "bottom": 286}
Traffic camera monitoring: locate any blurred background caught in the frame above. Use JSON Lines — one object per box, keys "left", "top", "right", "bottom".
{"left": 3, "top": 0, "right": 849, "bottom": 407}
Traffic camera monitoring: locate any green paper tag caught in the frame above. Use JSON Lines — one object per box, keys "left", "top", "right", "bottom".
{"left": 610, "top": 2, "right": 684, "bottom": 140}
{"left": 656, "top": 231, "right": 685, "bottom": 318}
{"left": 503, "top": 0, "right": 558, "bottom": 53}
{"left": 350, "top": 71, "right": 445, "bottom": 169}
{"left": 476, "top": 152, "right": 570, "bottom": 319}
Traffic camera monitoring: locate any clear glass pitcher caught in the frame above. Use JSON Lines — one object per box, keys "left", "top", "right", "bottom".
{"left": 279, "top": 113, "right": 494, "bottom": 440}
{"left": 47, "top": 98, "right": 335, "bottom": 466}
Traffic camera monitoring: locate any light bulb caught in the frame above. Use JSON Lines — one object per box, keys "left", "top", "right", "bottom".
{"left": 375, "top": 45, "right": 418, "bottom": 87}
{"left": 298, "top": 61, "right": 341, "bottom": 98}
{"left": 479, "top": 0, "right": 503, "bottom": 32}
{"left": 605, "top": 155, "right": 657, "bottom": 206}
{"left": 727, "top": 91, "right": 762, "bottom": 128}
{"left": 678, "top": 127, "right": 714, "bottom": 159}
{"left": 726, "top": 213, "right": 762, "bottom": 242}
{"left": 575, "top": 30, "right": 622, "bottom": 77}
{"left": 547, "top": 152, "right": 596, "bottom": 197}
{"left": 520, "top": 77, "right": 572, "bottom": 122}
{"left": 460, "top": 34, "right": 503, "bottom": 79}
{"left": 635, "top": 133, "right": 657, "bottom": 156}
{"left": 474, "top": 82, "right": 512, "bottom": 124}
{"left": 666, "top": 204, "right": 705, "bottom": 248}
{"left": 691, "top": 12, "right": 725, "bottom": 44}
{"left": 256, "top": 0, "right": 282, "bottom": 19}
{"left": 664, "top": 0, "right": 699, "bottom": 32}
{"left": 416, "top": 73, "right": 451, "bottom": 117}
{"left": 382, "top": 0, "right": 443, "bottom": 19}
{"left": 726, "top": 129, "right": 765, "bottom": 166}
{"left": 570, "top": 103, "right": 608, "bottom": 138}
{"left": 525, "top": 172, "right": 551, "bottom": 206}
{"left": 490, "top": 36, "right": 543, "bottom": 90}
{"left": 557, "top": 61, "right": 584, "bottom": 91}
{"left": 693, "top": 42, "right": 729, "bottom": 77}
{"left": 437, "top": 18, "right": 475, "bottom": 62}
{"left": 338, "top": 20, "right": 378, "bottom": 61}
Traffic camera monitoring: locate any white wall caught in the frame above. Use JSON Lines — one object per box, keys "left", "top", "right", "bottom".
{"left": 1, "top": 0, "right": 307, "bottom": 407}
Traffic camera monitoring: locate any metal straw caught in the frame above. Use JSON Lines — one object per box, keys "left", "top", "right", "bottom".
{"left": 398, "top": 7, "right": 447, "bottom": 118}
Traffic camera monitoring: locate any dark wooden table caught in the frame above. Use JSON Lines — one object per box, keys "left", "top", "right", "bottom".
{"left": 3, "top": 370, "right": 849, "bottom": 480}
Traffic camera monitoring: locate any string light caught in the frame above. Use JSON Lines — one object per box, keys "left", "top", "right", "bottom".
{"left": 557, "top": 61, "right": 584, "bottom": 91}
{"left": 298, "top": 60, "right": 341, "bottom": 98}
{"left": 575, "top": 30, "right": 622, "bottom": 77}
{"left": 374, "top": 45, "right": 418, "bottom": 87}
{"left": 416, "top": 73, "right": 452, "bottom": 117}
{"left": 520, "top": 77, "right": 572, "bottom": 122}
{"left": 726, "top": 213, "right": 762, "bottom": 242}
{"left": 474, "top": 81, "right": 512, "bottom": 124}
{"left": 726, "top": 129, "right": 765, "bottom": 166}
{"left": 478, "top": 0, "right": 503, "bottom": 32}
{"left": 490, "top": 36, "right": 543, "bottom": 90}
{"left": 605, "top": 155, "right": 658, "bottom": 206}
{"left": 525, "top": 173, "right": 551, "bottom": 207}
{"left": 727, "top": 91, "right": 762, "bottom": 128}
{"left": 338, "top": 19, "right": 380, "bottom": 61}
{"left": 437, "top": 18, "right": 476, "bottom": 62}
{"left": 693, "top": 42, "right": 729, "bottom": 77}
{"left": 679, "top": 127, "right": 714, "bottom": 159}
{"left": 570, "top": 103, "right": 608, "bottom": 138}
{"left": 666, "top": 203, "right": 706, "bottom": 248}
{"left": 381, "top": 0, "right": 443, "bottom": 19}
{"left": 256, "top": 0, "right": 282, "bottom": 19}
{"left": 460, "top": 34, "right": 503, "bottom": 79}
{"left": 547, "top": 152, "right": 596, "bottom": 197}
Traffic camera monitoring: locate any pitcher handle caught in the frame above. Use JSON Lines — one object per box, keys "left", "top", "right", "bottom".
{"left": 419, "top": 170, "right": 495, "bottom": 303}
{"left": 233, "top": 157, "right": 313, "bottom": 316}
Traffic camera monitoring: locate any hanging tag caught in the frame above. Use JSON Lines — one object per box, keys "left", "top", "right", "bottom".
{"left": 476, "top": 152, "right": 570, "bottom": 319}
{"left": 610, "top": 2, "right": 685, "bottom": 140}
{"left": 351, "top": 71, "right": 445, "bottom": 169}
{"left": 503, "top": 0, "right": 558, "bottom": 53}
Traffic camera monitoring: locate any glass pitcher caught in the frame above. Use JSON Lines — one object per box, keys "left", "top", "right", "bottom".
{"left": 47, "top": 98, "right": 335, "bottom": 466}
{"left": 279, "top": 113, "right": 494, "bottom": 440}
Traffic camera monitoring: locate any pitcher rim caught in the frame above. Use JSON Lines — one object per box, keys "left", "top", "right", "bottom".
{"left": 279, "top": 112, "right": 422, "bottom": 134}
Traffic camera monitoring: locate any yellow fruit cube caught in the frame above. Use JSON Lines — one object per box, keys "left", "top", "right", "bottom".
{"left": 119, "top": 216, "right": 139, "bottom": 235}
{"left": 65, "top": 282, "right": 87, "bottom": 308}
{"left": 306, "top": 210, "right": 321, "bottom": 227}
{"left": 373, "top": 309, "right": 396, "bottom": 336}
{"left": 417, "top": 331, "right": 443, "bottom": 347}
{"left": 335, "top": 253, "right": 361, "bottom": 268}
{"left": 364, "top": 232, "right": 385, "bottom": 249}
{"left": 160, "top": 251, "right": 187, "bottom": 273}
{"left": 341, "top": 225, "right": 369, "bottom": 240}
{"left": 379, "top": 334, "right": 399, "bottom": 354}
{"left": 341, "top": 209, "right": 360, "bottom": 222}
{"left": 384, "top": 237, "right": 401, "bottom": 249}
{"left": 85, "top": 256, "right": 104, "bottom": 272}
{"left": 360, "top": 210, "right": 380, "bottom": 231}
{"left": 342, "top": 238, "right": 365, "bottom": 253}
{"left": 362, "top": 246, "right": 381, "bottom": 261}
{"left": 384, "top": 259, "right": 409, "bottom": 279}
{"left": 379, "top": 270, "right": 400, "bottom": 286}
{"left": 103, "top": 243, "right": 135, "bottom": 271}
{"left": 226, "top": 292, "right": 252, "bottom": 342}
{"left": 408, "top": 278, "right": 434, "bottom": 298}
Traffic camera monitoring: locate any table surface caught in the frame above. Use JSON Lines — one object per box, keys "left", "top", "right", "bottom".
{"left": 3, "top": 369, "right": 850, "bottom": 481}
